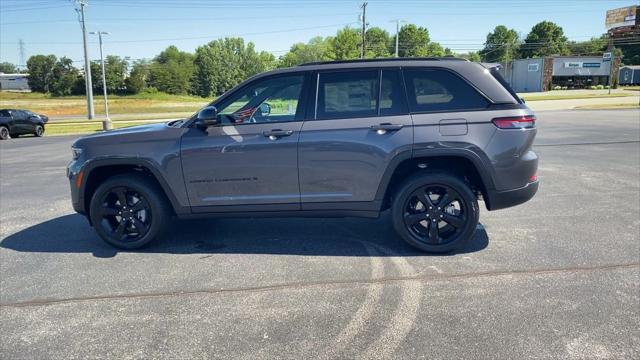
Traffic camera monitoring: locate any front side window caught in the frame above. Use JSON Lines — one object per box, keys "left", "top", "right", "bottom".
{"left": 404, "top": 69, "right": 489, "bottom": 113}
{"left": 216, "top": 74, "right": 304, "bottom": 124}
{"left": 317, "top": 70, "right": 379, "bottom": 120}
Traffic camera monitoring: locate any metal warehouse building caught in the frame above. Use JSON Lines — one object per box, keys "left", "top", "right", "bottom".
{"left": 619, "top": 65, "right": 640, "bottom": 85}
{"left": 503, "top": 56, "right": 618, "bottom": 92}
{"left": 0, "top": 73, "right": 30, "bottom": 91}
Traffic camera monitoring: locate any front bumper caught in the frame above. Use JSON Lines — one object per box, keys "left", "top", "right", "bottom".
{"left": 485, "top": 180, "right": 539, "bottom": 211}
{"left": 67, "top": 160, "right": 85, "bottom": 214}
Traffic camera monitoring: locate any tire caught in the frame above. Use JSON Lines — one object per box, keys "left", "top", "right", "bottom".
{"left": 89, "top": 173, "right": 172, "bottom": 249}
{"left": 0, "top": 126, "right": 10, "bottom": 140}
{"left": 34, "top": 125, "right": 44, "bottom": 137}
{"left": 391, "top": 171, "right": 479, "bottom": 253}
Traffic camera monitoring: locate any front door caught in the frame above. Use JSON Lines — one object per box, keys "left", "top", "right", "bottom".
{"left": 181, "top": 73, "right": 309, "bottom": 211}
{"left": 298, "top": 69, "right": 413, "bottom": 209}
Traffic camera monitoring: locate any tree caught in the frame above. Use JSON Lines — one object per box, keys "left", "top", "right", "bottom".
{"left": 192, "top": 37, "right": 273, "bottom": 97}
{"left": 479, "top": 25, "right": 520, "bottom": 63}
{"left": 279, "top": 37, "right": 331, "bottom": 67}
{"left": 461, "top": 52, "right": 481, "bottom": 62}
{"left": 365, "top": 27, "right": 391, "bottom": 58}
{"left": 327, "top": 27, "right": 361, "bottom": 60}
{"left": 50, "top": 57, "right": 80, "bottom": 96}
{"left": 397, "top": 24, "right": 430, "bottom": 57}
{"left": 145, "top": 46, "right": 195, "bottom": 94}
{"left": 0, "top": 62, "right": 18, "bottom": 73}
{"left": 124, "top": 60, "right": 150, "bottom": 94}
{"left": 26, "top": 55, "right": 57, "bottom": 92}
{"left": 520, "top": 21, "right": 569, "bottom": 58}
{"left": 567, "top": 36, "right": 607, "bottom": 56}
{"left": 104, "top": 56, "right": 128, "bottom": 93}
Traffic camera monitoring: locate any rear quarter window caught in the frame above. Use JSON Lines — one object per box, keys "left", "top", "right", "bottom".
{"left": 403, "top": 69, "right": 489, "bottom": 113}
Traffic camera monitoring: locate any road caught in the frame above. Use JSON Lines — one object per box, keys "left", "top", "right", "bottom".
{"left": 1, "top": 109, "right": 639, "bottom": 359}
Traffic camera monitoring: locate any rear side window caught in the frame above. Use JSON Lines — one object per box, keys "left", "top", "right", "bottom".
{"left": 317, "top": 70, "right": 379, "bottom": 119}
{"left": 403, "top": 69, "right": 489, "bottom": 113}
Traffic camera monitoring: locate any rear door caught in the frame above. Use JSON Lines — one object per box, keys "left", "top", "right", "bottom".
{"left": 298, "top": 68, "right": 413, "bottom": 209}
{"left": 12, "top": 110, "right": 30, "bottom": 133}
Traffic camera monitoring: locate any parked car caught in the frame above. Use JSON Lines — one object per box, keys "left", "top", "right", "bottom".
{"left": 67, "top": 58, "right": 538, "bottom": 252}
{"left": 0, "top": 109, "right": 48, "bottom": 140}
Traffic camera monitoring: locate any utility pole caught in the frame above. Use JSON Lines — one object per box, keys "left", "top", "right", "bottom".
{"left": 91, "top": 31, "right": 112, "bottom": 130}
{"left": 360, "top": 2, "right": 367, "bottom": 59}
{"left": 390, "top": 19, "right": 406, "bottom": 57}
{"left": 18, "top": 39, "right": 25, "bottom": 70}
{"left": 75, "top": 0, "right": 95, "bottom": 120}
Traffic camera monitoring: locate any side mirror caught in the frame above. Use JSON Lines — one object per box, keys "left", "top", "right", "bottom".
{"left": 520, "top": 97, "right": 526, "bottom": 103}
{"left": 196, "top": 106, "right": 218, "bottom": 128}
{"left": 259, "top": 102, "right": 271, "bottom": 117}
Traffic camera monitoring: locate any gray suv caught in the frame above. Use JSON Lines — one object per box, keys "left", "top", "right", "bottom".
{"left": 67, "top": 58, "right": 538, "bottom": 253}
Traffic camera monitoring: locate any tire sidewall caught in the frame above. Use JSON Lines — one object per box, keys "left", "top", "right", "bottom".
{"left": 35, "top": 125, "right": 44, "bottom": 137}
{"left": 392, "top": 172, "right": 479, "bottom": 253}
{"left": 89, "top": 174, "right": 170, "bottom": 249}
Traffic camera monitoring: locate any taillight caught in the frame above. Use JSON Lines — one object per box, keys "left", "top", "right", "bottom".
{"left": 492, "top": 115, "right": 536, "bottom": 129}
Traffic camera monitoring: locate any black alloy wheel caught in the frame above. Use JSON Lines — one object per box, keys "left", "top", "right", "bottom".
{"left": 403, "top": 184, "right": 467, "bottom": 246}
{"left": 392, "top": 172, "right": 479, "bottom": 253}
{"left": 34, "top": 125, "right": 44, "bottom": 137}
{"left": 90, "top": 174, "right": 171, "bottom": 249}
{"left": 96, "top": 187, "right": 152, "bottom": 242}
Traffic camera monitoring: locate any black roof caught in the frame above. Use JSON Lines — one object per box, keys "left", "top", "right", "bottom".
{"left": 299, "top": 57, "right": 468, "bottom": 66}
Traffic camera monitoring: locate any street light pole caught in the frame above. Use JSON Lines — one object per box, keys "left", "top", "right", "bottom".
{"left": 90, "top": 31, "right": 112, "bottom": 130}
{"left": 390, "top": 19, "right": 406, "bottom": 57}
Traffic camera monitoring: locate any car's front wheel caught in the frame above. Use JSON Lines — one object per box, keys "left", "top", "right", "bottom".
{"left": 391, "top": 172, "right": 479, "bottom": 253}
{"left": 0, "top": 126, "right": 10, "bottom": 140}
{"left": 89, "top": 174, "right": 171, "bottom": 249}
{"left": 34, "top": 125, "right": 44, "bottom": 137}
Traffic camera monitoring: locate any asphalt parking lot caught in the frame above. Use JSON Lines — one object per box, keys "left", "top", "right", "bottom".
{"left": 1, "top": 109, "right": 639, "bottom": 359}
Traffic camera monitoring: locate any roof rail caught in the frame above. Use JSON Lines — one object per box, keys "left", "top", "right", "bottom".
{"left": 298, "top": 57, "right": 468, "bottom": 66}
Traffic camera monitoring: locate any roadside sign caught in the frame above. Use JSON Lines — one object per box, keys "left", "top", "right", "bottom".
{"left": 603, "top": 52, "right": 612, "bottom": 62}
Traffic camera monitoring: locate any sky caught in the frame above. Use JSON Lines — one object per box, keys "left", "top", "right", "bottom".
{"left": 0, "top": 0, "right": 637, "bottom": 68}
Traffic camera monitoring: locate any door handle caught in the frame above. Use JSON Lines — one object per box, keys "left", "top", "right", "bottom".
{"left": 370, "top": 123, "right": 403, "bottom": 134}
{"left": 263, "top": 129, "right": 293, "bottom": 140}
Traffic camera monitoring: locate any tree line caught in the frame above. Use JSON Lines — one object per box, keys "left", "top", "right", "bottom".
{"left": 2, "top": 20, "right": 637, "bottom": 98}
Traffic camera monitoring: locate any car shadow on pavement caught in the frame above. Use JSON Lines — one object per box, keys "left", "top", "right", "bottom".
{"left": 1, "top": 212, "right": 488, "bottom": 258}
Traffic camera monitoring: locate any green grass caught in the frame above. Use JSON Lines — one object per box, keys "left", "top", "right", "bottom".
{"left": 521, "top": 93, "right": 634, "bottom": 101}
{"left": 45, "top": 119, "right": 169, "bottom": 136}
{"left": 0, "top": 91, "right": 208, "bottom": 117}
{"left": 573, "top": 103, "right": 640, "bottom": 110}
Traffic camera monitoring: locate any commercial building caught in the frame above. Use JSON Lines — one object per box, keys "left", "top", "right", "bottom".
{"left": 619, "top": 65, "right": 640, "bottom": 85}
{"left": 503, "top": 55, "right": 618, "bottom": 92}
{"left": 0, "top": 73, "right": 30, "bottom": 91}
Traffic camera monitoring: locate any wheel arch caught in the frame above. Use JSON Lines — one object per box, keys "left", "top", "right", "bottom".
{"left": 80, "top": 158, "right": 186, "bottom": 217}
{"left": 376, "top": 149, "right": 496, "bottom": 211}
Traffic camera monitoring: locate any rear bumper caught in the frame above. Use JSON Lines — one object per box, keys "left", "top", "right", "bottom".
{"left": 485, "top": 180, "right": 538, "bottom": 211}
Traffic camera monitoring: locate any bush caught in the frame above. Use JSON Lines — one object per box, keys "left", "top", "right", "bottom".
{"left": 595, "top": 85, "right": 604, "bottom": 90}
{"left": 553, "top": 85, "right": 562, "bottom": 90}
{"left": 140, "top": 87, "right": 159, "bottom": 94}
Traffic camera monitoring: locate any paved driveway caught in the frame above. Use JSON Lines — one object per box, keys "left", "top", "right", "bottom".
{"left": 1, "top": 109, "right": 639, "bottom": 359}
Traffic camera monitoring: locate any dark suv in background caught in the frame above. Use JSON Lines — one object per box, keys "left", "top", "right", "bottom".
{"left": 67, "top": 58, "right": 538, "bottom": 252}
{"left": 0, "top": 109, "right": 48, "bottom": 139}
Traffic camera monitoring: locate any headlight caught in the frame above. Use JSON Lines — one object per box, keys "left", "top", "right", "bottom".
{"left": 71, "top": 147, "right": 83, "bottom": 160}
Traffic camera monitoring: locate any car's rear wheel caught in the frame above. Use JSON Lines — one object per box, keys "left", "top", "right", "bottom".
{"left": 0, "top": 126, "right": 10, "bottom": 140}
{"left": 89, "top": 174, "right": 171, "bottom": 249}
{"left": 34, "top": 125, "right": 44, "bottom": 137}
{"left": 391, "top": 172, "right": 479, "bottom": 253}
